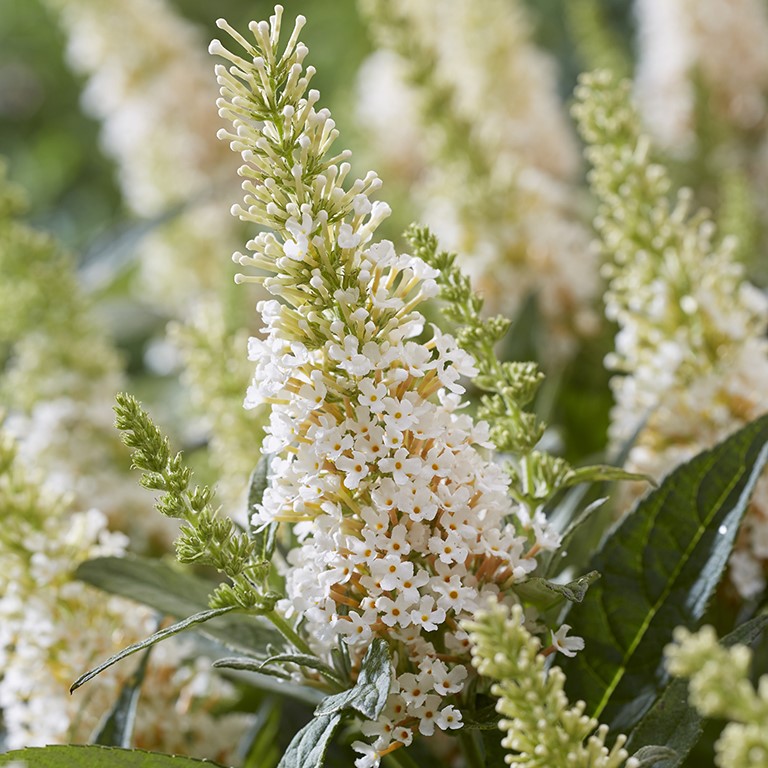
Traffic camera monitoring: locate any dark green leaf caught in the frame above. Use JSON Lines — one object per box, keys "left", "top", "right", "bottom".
{"left": 625, "top": 613, "right": 768, "bottom": 766}
{"left": 480, "top": 728, "right": 509, "bottom": 767}
{"left": 75, "top": 556, "right": 283, "bottom": 654}
{"left": 314, "top": 638, "right": 391, "bottom": 720}
{"left": 276, "top": 713, "right": 342, "bottom": 768}
{"left": 0, "top": 745, "right": 226, "bottom": 767}
{"left": 514, "top": 571, "right": 600, "bottom": 610}
{"left": 560, "top": 414, "right": 768, "bottom": 732}
{"left": 71, "top": 606, "right": 237, "bottom": 692}
{"left": 461, "top": 704, "right": 501, "bottom": 730}
{"left": 92, "top": 646, "right": 152, "bottom": 747}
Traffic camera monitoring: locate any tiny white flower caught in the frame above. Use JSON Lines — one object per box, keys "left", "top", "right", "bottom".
{"left": 551, "top": 624, "right": 585, "bottom": 657}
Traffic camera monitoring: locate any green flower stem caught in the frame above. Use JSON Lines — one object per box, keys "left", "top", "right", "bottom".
{"left": 266, "top": 610, "right": 313, "bottom": 656}
{"left": 458, "top": 727, "right": 485, "bottom": 768}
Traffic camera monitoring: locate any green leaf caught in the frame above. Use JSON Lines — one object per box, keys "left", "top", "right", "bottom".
{"left": 242, "top": 697, "right": 282, "bottom": 768}
{"left": 92, "top": 646, "right": 152, "bottom": 747}
{"left": 625, "top": 613, "right": 768, "bottom": 766}
{"left": 314, "top": 638, "right": 391, "bottom": 720}
{"left": 461, "top": 704, "right": 501, "bottom": 730}
{"left": 274, "top": 640, "right": 392, "bottom": 767}
{"left": 564, "top": 464, "right": 656, "bottom": 488}
{"left": 75, "top": 556, "right": 283, "bottom": 654}
{"left": 543, "top": 497, "right": 609, "bottom": 578}
{"left": 560, "top": 414, "right": 768, "bottom": 732}
{"left": 215, "top": 653, "right": 342, "bottom": 686}
{"left": 276, "top": 713, "right": 342, "bottom": 768}
{"left": 221, "top": 665, "right": 325, "bottom": 707}
{"left": 514, "top": 571, "right": 600, "bottom": 610}
{"left": 71, "top": 606, "right": 237, "bottom": 693}
{"left": 0, "top": 745, "right": 226, "bottom": 767}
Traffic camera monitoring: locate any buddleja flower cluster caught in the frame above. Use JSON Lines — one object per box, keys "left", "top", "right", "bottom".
{"left": 211, "top": 8, "right": 564, "bottom": 764}
{"left": 574, "top": 70, "right": 768, "bottom": 598}
{"left": 357, "top": 0, "right": 597, "bottom": 363}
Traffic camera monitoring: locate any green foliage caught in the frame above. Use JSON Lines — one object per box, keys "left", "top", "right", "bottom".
{"left": 74, "top": 555, "right": 284, "bottom": 654}
{"left": 464, "top": 602, "right": 634, "bottom": 768}
{"left": 0, "top": 162, "right": 120, "bottom": 407}
{"left": 626, "top": 614, "right": 768, "bottom": 767}
{"left": 314, "top": 639, "right": 391, "bottom": 720}
{"left": 565, "top": 0, "right": 631, "bottom": 78}
{"left": 405, "top": 225, "right": 548, "bottom": 452}
{"left": 214, "top": 653, "right": 344, "bottom": 689}
{"left": 559, "top": 414, "right": 768, "bottom": 732}
{"left": 113, "top": 392, "right": 275, "bottom": 611}
{"left": 276, "top": 714, "right": 342, "bottom": 768}
{"left": 92, "top": 648, "right": 152, "bottom": 747}
{"left": 70, "top": 606, "right": 239, "bottom": 693}
{"left": 277, "top": 640, "right": 392, "bottom": 768}
{"left": 0, "top": 746, "right": 225, "bottom": 768}
{"left": 514, "top": 570, "right": 601, "bottom": 611}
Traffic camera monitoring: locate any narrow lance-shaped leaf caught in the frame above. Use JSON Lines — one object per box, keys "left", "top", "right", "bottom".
{"left": 75, "top": 556, "right": 283, "bottom": 654}
{"left": 248, "top": 454, "right": 278, "bottom": 560}
{"left": 92, "top": 645, "right": 153, "bottom": 747}
{"left": 514, "top": 571, "right": 600, "bottom": 611}
{"left": 213, "top": 652, "right": 343, "bottom": 687}
{"left": 71, "top": 606, "right": 237, "bottom": 693}
{"left": 560, "top": 414, "right": 768, "bottom": 732}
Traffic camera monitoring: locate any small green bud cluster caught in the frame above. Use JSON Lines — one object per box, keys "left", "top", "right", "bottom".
{"left": 464, "top": 602, "right": 638, "bottom": 768}
{"left": 406, "top": 224, "right": 573, "bottom": 513}
{"left": 113, "top": 393, "right": 274, "bottom": 611}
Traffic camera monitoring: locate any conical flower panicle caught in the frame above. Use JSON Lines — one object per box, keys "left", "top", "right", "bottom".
{"left": 212, "top": 7, "right": 563, "bottom": 762}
